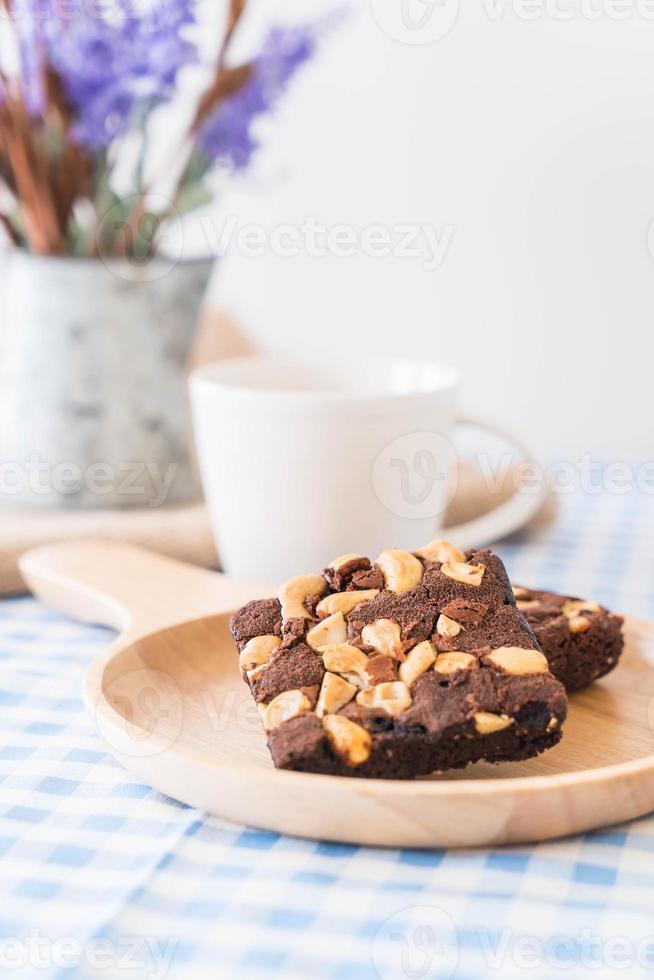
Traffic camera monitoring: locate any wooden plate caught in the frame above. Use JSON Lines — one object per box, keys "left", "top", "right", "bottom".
{"left": 20, "top": 541, "right": 654, "bottom": 849}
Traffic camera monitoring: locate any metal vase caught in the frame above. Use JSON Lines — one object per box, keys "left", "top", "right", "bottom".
{"left": 0, "top": 250, "right": 213, "bottom": 509}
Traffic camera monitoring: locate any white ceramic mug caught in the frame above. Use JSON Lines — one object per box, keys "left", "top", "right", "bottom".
{"left": 190, "top": 356, "right": 544, "bottom": 581}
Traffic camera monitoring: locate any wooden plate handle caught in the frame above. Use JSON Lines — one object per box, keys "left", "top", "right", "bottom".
{"left": 19, "top": 540, "right": 269, "bottom": 636}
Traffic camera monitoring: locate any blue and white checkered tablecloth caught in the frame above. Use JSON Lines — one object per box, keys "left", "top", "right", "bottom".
{"left": 2, "top": 487, "right": 654, "bottom": 980}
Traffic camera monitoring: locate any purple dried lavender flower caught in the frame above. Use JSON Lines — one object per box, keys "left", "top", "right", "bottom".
{"left": 39, "top": 0, "right": 197, "bottom": 150}
{"left": 197, "top": 23, "right": 317, "bottom": 170}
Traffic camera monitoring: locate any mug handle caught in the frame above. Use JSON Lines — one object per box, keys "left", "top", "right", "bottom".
{"left": 443, "top": 416, "right": 548, "bottom": 549}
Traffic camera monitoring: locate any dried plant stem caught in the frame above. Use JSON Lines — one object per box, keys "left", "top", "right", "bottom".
{"left": 190, "top": 0, "right": 252, "bottom": 134}
{"left": 0, "top": 62, "right": 92, "bottom": 254}
{"left": 109, "top": 196, "right": 149, "bottom": 260}
{"left": 0, "top": 211, "right": 20, "bottom": 246}
{"left": 218, "top": 0, "right": 248, "bottom": 66}
{"left": 191, "top": 62, "right": 252, "bottom": 134}
{"left": 1, "top": 116, "right": 59, "bottom": 253}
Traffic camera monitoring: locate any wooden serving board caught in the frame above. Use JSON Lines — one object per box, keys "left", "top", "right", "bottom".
{"left": 20, "top": 541, "right": 654, "bottom": 849}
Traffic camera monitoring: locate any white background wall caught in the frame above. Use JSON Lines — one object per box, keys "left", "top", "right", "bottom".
{"left": 205, "top": 0, "right": 654, "bottom": 460}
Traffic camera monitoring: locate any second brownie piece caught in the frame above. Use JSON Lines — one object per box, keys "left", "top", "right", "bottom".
{"left": 231, "top": 541, "right": 568, "bottom": 779}
{"left": 514, "top": 586, "right": 624, "bottom": 691}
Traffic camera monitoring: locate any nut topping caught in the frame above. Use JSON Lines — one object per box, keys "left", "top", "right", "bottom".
{"left": 434, "top": 652, "right": 477, "bottom": 675}
{"left": 562, "top": 599, "right": 600, "bottom": 635}
{"left": 316, "top": 589, "right": 380, "bottom": 618}
{"left": 474, "top": 711, "right": 514, "bottom": 735}
{"left": 374, "top": 548, "right": 424, "bottom": 594}
{"left": 316, "top": 672, "right": 357, "bottom": 717}
{"left": 246, "top": 663, "right": 269, "bottom": 683}
{"left": 356, "top": 681, "right": 412, "bottom": 717}
{"left": 399, "top": 641, "right": 436, "bottom": 687}
{"left": 516, "top": 599, "right": 542, "bottom": 612}
{"left": 278, "top": 573, "right": 327, "bottom": 621}
{"left": 322, "top": 714, "right": 372, "bottom": 767}
{"left": 328, "top": 553, "right": 365, "bottom": 570}
{"left": 239, "top": 635, "right": 281, "bottom": 673}
{"left": 487, "top": 646, "right": 549, "bottom": 675}
{"left": 306, "top": 612, "right": 347, "bottom": 651}
{"left": 436, "top": 613, "right": 463, "bottom": 638}
{"left": 414, "top": 539, "right": 466, "bottom": 564}
{"left": 441, "top": 561, "right": 485, "bottom": 587}
{"left": 563, "top": 599, "right": 601, "bottom": 618}
{"left": 263, "top": 690, "right": 311, "bottom": 732}
{"left": 321, "top": 644, "right": 370, "bottom": 685}
{"left": 361, "top": 619, "right": 404, "bottom": 660}
{"left": 568, "top": 616, "right": 591, "bottom": 634}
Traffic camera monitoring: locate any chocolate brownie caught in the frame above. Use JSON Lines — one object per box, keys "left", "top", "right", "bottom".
{"left": 514, "top": 586, "right": 624, "bottom": 692}
{"left": 230, "top": 541, "right": 567, "bottom": 779}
